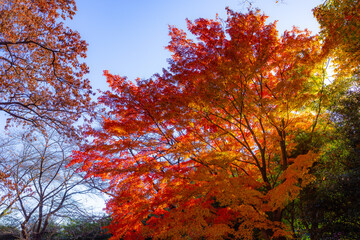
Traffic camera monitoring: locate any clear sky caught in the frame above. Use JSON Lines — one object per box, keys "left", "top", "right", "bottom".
{"left": 67, "top": 0, "right": 323, "bottom": 94}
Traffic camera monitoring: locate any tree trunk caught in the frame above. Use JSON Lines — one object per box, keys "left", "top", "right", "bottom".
{"left": 20, "top": 222, "right": 30, "bottom": 240}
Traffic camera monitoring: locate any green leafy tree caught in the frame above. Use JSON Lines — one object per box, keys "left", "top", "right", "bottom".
{"left": 296, "top": 87, "right": 360, "bottom": 240}
{"left": 54, "top": 216, "right": 112, "bottom": 240}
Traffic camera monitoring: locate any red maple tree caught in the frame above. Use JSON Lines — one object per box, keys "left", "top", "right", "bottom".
{"left": 73, "top": 9, "right": 326, "bottom": 240}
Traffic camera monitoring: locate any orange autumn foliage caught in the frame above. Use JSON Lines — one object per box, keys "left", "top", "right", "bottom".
{"left": 314, "top": 0, "right": 360, "bottom": 76}
{"left": 73, "top": 9, "right": 326, "bottom": 240}
{"left": 0, "top": 0, "right": 94, "bottom": 137}
{"left": 0, "top": 169, "right": 14, "bottom": 217}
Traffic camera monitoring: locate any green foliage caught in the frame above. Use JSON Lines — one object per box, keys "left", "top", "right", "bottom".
{"left": 297, "top": 88, "right": 360, "bottom": 240}
{"left": 54, "top": 216, "right": 112, "bottom": 240}
{"left": 0, "top": 225, "right": 19, "bottom": 240}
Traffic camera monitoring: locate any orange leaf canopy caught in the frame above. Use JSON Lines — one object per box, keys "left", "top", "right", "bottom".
{"left": 314, "top": 0, "right": 360, "bottom": 75}
{"left": 0, "top": 0, "right": 94, "bottom": 137}
{"left": 74, "top": 9, "right": 324, "bottom": 240}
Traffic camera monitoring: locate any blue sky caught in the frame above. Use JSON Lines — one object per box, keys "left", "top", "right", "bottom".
{"left": 67, "top": 0, "right": 323, "bottom": 93}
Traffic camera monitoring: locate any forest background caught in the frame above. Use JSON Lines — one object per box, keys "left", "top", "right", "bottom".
{"left": 0, "top": 0, "right": 359, "bottom": 239}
